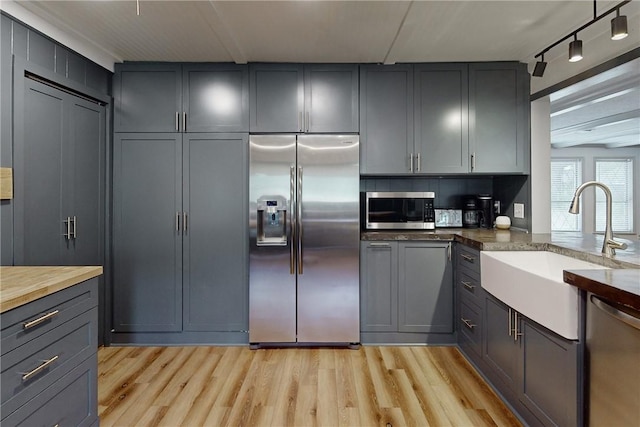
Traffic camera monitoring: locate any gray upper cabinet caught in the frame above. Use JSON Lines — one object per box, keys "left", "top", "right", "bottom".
{"left": 469, "top": 63, "right": 530, "bottom": 174}
{"left": 415, "top": 64, "right": 469, "bottom": 174}
{"left": 13, "top": 78, "right": 105, "bottom": 267}
{"left": 114, "top": 63, "right": 182, "bottom": 133}
{"left": 398, "top": 242, "right": 453, "bottom": 333}
{"left": 249, "top": 63, "right": 358, "bottom": 133}
{"left": 360, "top": 241, "right": 398, "bottom": 332}
{"left": 359, "top": 65, "right": 413, "bottom": 175}
{"left": 183, "top": 134, "right": 248, "bottom": 332}
{"left": 114, "top": 63, "right": 249, "bottom": 133}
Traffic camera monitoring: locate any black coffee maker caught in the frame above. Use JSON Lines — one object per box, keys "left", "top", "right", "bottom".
{"left": 477, "top": 194, "right": 494, "bottom": 229}
{"left": 462, "top": 197, "right": 479, "bottom": 228}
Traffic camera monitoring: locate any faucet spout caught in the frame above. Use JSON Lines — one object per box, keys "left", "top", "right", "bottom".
{"left": 568, "top": 181, "right": 627, "bottom": 257}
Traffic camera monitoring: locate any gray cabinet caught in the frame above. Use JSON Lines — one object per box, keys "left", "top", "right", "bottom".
{"left": 359, "top": 65, "right": 413, "bottom": 174}
{"left": 114, "top": 63, "right": 249, "bottom": 133}
{"left": 112, "top": 133, "right": 248, "bottom": 335}
{"left": 13, "top": 78, "right": 105, "bottom": 267}
{"left": 469, "top": 63, "right": 529, "bottom": 174}
{"left": 249, "top": 63, "right": 358, "bottom": 133}
{"left": 455, "top": 244, "right": 484, "bottom": 361}
{"left": 414, "top": 64, "right": 469, "bottom": 174}
{"left": 360, "top": 240, "right": 453, "bottom": 343}
{"left": 1, "top": 278, "right": 99, "bottom": 427}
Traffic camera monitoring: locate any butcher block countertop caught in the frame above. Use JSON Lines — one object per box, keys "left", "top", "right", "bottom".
{"left": 0, "top": 266, "right": 103, "bottom": 313}
{"left": 564, "top": 269, "right": 640, "bottom": 311}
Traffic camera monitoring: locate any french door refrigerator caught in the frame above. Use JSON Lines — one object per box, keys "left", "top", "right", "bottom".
{"left": 249, "top": 134, "right": 360, "bottom": 346}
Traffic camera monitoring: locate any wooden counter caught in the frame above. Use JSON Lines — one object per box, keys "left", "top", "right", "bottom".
{"left": 0, "top": 266, "right": 103, "bottom": 313}
{"left": 564, "top": 268, "right": 640, "bottom": 311}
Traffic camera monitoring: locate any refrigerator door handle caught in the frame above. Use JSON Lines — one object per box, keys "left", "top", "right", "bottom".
{"left": 290, "top": 165, "right": 296, "bottom": 275}
{"left": 297, "top": 166, "right": 303, "bottom": 275}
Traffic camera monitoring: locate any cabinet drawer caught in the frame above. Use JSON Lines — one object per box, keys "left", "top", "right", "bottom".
{"left": 457, "top": 268, "right": 482, "bottom": 306}
{"left": 456, "top": 245, "right": 480, "bottom": 275}
{"left": 459, "top": 298, "right": 482, "bottom": 357}
{"left": 1, "top": 308, "right": 97, "bottom": 416}
{"left": 1, "top": 353, "right": 98, "bottom": 427}
{"left": 1, "top": 278, "right": 98, "bottom": 355}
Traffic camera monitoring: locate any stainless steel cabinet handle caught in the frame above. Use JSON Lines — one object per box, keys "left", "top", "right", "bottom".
{"left": 23, "top": 310, "right": 59, "bottom": 329}
{"left": 514, "top": 311, "right": 523, "bottom": 341}
{"left": 508, "top": 308, "right": 513, "bottom": 336}
{"left": 72, "top": 215, "right": 77, "bottom": 239}
{"left": 63, "top": 217, "right": 71, "bottom": 239}
{"left": 416, "top": 153, "right": 421, "bottom": 172}
{"left": 22, "top": 355, "right": 59, "bottom": 382}
{"left": 461, "top": 318, "right": 476, "bottom": 330}
{"left": 297, "top": 166, "right": 303, "bottom": 274}
{"left": 290, "top": 166, "right": 296, "bottom": 275}
{"left": 183, "top": 112, "right": 187, "bottom": 132}
{"left": 409, "top": 153, "right": 414, "bottom": 173}
{"left": 461, "top": 254, "right": 475, "bottom": 263}
{"left": 462, "top": 281, "right": 475, "bottom": 291}
{"left": 176, "top": 212, "right": 181, "bottom": 232}
{"left": 369, "top": 242, "right": 390, "bottom": 247}
{"left": 447, "top": 243, "right": 452, "bottom": 261}
{"left": 175, "top": 112, "right": 179, "bottom": 131}
{"left": 183, "top": 212, "right": 188, "bottom": 233}
{"left": 591, "top": 294, "right": 640, "bottom": 330}
{"left": 305, "top": 111, "right": 310, "bottom": 132}
{"left": 471, "top": 152, "right": 476, "bottom": 171}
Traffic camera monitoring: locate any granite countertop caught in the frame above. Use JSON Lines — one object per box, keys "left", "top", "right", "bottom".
{"left": 563, "top": 269, "right": 640, "bottom": 311}
{"left": 0, "top": 266, "right": 103, "bottom": 313}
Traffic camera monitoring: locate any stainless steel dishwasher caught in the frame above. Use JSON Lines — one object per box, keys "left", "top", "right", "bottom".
{"left": 586, "top": 292, "right": 640, "bottom": 426}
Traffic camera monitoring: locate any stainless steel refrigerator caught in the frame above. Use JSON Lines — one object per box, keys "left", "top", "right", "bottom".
{"left": 249, "top": 134, "right": 360, "bottom": 346}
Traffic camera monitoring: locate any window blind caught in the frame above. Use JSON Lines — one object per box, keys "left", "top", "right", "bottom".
{"left": 595, "top": 158, "right": 634, "bottom": 233}
{"left": 551, "top": 159, "right": 582, "bottom": 232}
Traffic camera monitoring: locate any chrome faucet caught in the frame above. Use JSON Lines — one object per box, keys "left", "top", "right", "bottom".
{"left": 568, "top": 181, "right": 628, "bottom": 257}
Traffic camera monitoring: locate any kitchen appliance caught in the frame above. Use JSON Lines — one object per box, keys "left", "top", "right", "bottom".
{"left": 435, "top": 208, "right": 462, "bottom": 228}
{"left": 587, "top": 292, "right": 640, "bottom": 426}
{"left": 477, "top": 194, "right": 495, "bottom": 229}
{"left": 249, "top": 134, "right": 360, "bottom": 346}
{"left": 462, "top": 197, "right": 479, "bottom": 228}
{"left": 365, "top": 191, "right": 435, "bottom": 230}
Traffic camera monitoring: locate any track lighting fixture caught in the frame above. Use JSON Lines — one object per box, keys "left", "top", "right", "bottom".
{"left": 569, "top": 35, "right": 583, "bottom": 62}
{"left": 611, "top": 9, "right": 628, "bottom": 40}
{"left": 532, "top": 0, "right": 630, "bottom": 77}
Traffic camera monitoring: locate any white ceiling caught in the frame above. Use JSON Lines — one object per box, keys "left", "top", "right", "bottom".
{"left": 5, "top": 0, "right": 640, "bottom": 148}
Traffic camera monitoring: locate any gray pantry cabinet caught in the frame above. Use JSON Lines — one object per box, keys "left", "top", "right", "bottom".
{"left": 112, "top": 133, "right": 248, "bottom": 336}
{"left": 12, "top": 78, "right": 105, "bottom": 267}
{"left": 114, "top": 63, "right": 249, "bottom": 133}
{"left": 1, "top": 278, "right": 99, "bottom": 427}
{"left": 359, "top": 62, "right": 529, "bottom": 175}
{"left": 249, "top": 63, "right": 359, "bottom": 133}
{"left": 360, "top": 240, "right": 454, "bottom": 343}
{"left": 455, "top": 244, "right": 580, "bottom": 427}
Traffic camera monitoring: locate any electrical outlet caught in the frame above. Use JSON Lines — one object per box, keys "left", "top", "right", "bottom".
{"left": 514, "top": 203, "right": 525, "bottom": 219}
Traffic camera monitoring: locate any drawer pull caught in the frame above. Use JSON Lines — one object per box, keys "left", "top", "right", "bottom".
{"left": 462, "top": 281, "right": 475, "bottom": 291}
{"left": 461, "top": 254, "right": 475, "bottom": 263}
{"left": 461, "top": 318, "right": 476, "bottom": 330}
{"left": 22, "top": 355, "right": 59, "bottom": 382}
{"left": 23, "top": 310, "right": 60, "bottom": 329}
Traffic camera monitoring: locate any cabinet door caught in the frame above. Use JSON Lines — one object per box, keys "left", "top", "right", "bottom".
{"left": 114, "top": 63, "right": 182, "bottom": 132}
{"left": 249, "top": 63, "right": 303, "bottom": 132}
{"left": 469, "top": 63, "right": 529, "bottom": 173}
{"left": 13, "top": 79, "right": 66, "bottom": 265}
{"left": 359, "top": 65, "right": 413, "bottom": 175}
{"left": 398, "top": 242, "right": 453, "bottom": 333}
{"left": 183, "top": 64, "right": 249, "bottom": 132}
{"left": 183, "top": 134, "right": 248, "bottom": 332}
{"left": 67, "top": 97, "right": 105, "bottom": 266}
{"left": 414, "top": 64, "right": 469, "bottom": 174}
{"left": 483, "top": 293, "right": 519, "bottom": 392}
{"left": 360, "top": 241, "right": 398, "bottom": 332}
{"left": 112, "top": 134, "right": 182, "bottom": 332}
{"left": 304, "top": 64, "right": 359, "bottom": 133}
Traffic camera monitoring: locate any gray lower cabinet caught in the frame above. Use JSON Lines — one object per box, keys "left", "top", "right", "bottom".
{"left": 360, "top": 240, "right": 454, "bottom": 343}
{"left": 13, "top": 77, "right": 105, "bottom": 266}
{"left": 112, "top": 133, "right": 248, "bottom": 339}
{"left": 114, "top": 63, "right": 249, "bottom": 133}
{"left": 249, "top": 63, "right": 359, "bottom": 133}
{"left": 0, "top": 279, "right": 99, "bottom": 427}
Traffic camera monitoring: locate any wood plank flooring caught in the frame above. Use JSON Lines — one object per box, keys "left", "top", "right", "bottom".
{"left": 98, "top": 346, "right": 522, "bottom": 427}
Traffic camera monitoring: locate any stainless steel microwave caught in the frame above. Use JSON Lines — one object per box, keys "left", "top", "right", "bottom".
{"left": 365, "top": 191, "right": 435, "bottom": 230}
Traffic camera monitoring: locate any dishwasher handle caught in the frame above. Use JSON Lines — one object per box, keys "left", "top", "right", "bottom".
{"left": 591, "top": 294, "right": 640, "bottom": 331}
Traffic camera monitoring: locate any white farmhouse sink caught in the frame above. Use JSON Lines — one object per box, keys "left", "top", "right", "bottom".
{"left": 480, "top": 251, "right": 609, "bottom": 340}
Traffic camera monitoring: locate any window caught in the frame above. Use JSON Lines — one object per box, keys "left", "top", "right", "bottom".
{"left": 595, "top": 158, "right": 634, "bottom": 233}
{"left": 551, "top": 158, "right": 582, "bottom": 231}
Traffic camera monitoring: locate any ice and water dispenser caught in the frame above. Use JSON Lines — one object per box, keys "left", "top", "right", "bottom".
{"left": 256, "top": 196, "right": 287, "bottom": 246}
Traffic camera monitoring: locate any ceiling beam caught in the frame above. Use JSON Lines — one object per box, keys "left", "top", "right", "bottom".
{"left": 198, "top": 1, "right": 248, "bottom": 64}
{"left": 551, "top": 109, "right": 640, "bottom": 135}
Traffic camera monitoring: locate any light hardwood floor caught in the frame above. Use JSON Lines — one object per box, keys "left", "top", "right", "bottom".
{"left": 98, "top": 345, "right": 522, "bottom": 427}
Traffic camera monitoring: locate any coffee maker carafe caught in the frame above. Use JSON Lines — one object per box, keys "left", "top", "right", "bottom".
{"left": 477, "top": 194, "right": 494, "bottom": 229}
{"left": 462, "top": 197, "right": 479, "bottom": 228}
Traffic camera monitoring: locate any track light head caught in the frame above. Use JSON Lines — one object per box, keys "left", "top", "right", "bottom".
{"left": 533, "top": 55, "right": 547, "bottom": 77}
{"left": 611, "top": 10, "right": 628, "bottom": 40}
{"left": 569, "top": 35, "right": 583, "bottom": 62}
